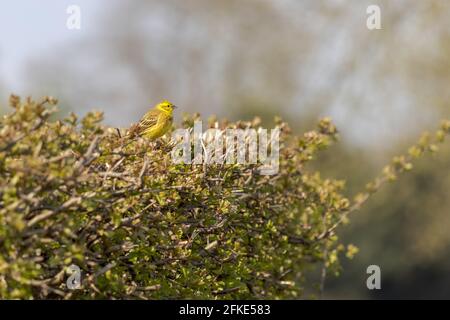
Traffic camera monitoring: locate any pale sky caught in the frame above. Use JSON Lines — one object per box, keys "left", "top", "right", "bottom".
{"left": 0, "top": 0, "right": 105, "bottom": 90}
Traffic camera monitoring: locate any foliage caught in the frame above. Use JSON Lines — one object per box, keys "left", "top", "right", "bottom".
{"left": 0, "top": 96, "right": 448, "bottom": 299}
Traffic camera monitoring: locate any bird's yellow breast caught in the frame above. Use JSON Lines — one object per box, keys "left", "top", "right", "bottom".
{"left": 142, "top": 112, "right": 172, "bottom": 139}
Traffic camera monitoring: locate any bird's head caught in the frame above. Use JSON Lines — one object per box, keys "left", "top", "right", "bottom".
{"left": 156, "top": 100, "right": 177, "bottom": 114}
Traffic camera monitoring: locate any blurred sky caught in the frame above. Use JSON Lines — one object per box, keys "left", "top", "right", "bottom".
{"left": 0, "top": 0, "right": 104, "bottom": 89}
{"left": 0, "top": 0, "right": 448, "bottom": 152}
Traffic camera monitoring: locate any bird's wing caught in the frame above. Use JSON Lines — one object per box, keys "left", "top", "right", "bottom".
{"left": 138, "top": 110, "right": 159, "bottom": 129}
{"left": 127, "top": 110, "right": 160, "bottom": 138}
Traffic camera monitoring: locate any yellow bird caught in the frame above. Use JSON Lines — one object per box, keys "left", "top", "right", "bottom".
{"left": 128, "top": 100, "right": 177, "bottom": 140}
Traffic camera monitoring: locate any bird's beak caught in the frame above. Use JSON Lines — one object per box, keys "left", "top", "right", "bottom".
{"left": 172, "top": 105, "right": 178, "bottom": 109}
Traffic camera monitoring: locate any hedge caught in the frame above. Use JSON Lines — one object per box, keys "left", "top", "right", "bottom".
{"left": 0, "top": 95, "right": 448, "bottom": 299}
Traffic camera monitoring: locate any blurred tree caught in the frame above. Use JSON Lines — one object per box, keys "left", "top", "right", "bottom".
{"left": 22, "top": 0, "right": 449, "bottom": 147}
{"left": 323, "top": 146, "right": 450, "bottom": 299}
{"left": 25, "top": 0, "right": 313, "bottom": 126}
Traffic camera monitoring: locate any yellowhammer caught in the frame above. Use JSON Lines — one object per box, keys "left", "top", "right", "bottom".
{"left": 128, "top": 100, "right": 177, "bottom": 140}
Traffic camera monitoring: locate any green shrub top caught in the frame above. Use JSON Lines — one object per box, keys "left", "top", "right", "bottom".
{"left": 0, "top": 96, "right": 448, "bottom": 299}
